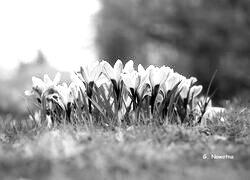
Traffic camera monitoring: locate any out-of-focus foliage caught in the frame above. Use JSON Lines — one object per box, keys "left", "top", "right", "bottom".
{"left": 96, "top": 0, "right": 250, "bottom": 102}
{"left": 0, "top": 51, "right": 70, "bottom": 117}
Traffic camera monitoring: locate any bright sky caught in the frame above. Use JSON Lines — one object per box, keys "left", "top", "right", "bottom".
{"left": 0, "top": 0, "right": 101, "bottom": 71}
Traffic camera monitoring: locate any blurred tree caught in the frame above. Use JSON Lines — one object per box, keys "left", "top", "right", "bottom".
{"left": 36, "top": 50, "right": 47, "bottom": 65}
{"left": 96, "top": 0, "right": 250, "bottom": 102}
{"left": 95, "top": 0, "right": 143, "bottom": 65}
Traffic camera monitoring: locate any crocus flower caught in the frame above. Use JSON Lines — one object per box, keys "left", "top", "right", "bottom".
{"left": 137, "top": 64, "right": 153, "bottom": 91}
{"left": 101, "top": 60, "right": 124, "bottom": 109}
{"left": 189, "top": 85, "right": 203, "bottom": 100}
{"left": 25, "top": 72, "right": 80, "bottom": 125}
{"left": 122, "top": 71, "right": 140, "bottom": 91}
{"left": 138, "top": 64, "right": 154, "bottom": 75}
{"left": 39, "top": 86, "right": 66, "bottom": 125}
{"left": 101, "top": 60, "right": 123, "bottom": 84}
{"left": 78, "top": 61, "right": 102, "bottom": 84}
{"left": 137, "top": 64, "right": 153, "bottom": 85}
{"left": 179, "top": 77, "right": 198, "bottom": 99}
{"left": 121, "top": 71, "right": 140, "bottom": 108}
{"left": 77, "top": 61, "right": 102, "bottom": 113}
{"left": 148, "top": 66, "right": 173, "bottom": 113}
{"left": 56, "top": 82, "right": 80, "bottom": 121}
{"left": 149, "top": 66, "right": 172, "bottom": 88}
{"left": 162, "top": 72, "right": 182, "bottom": 94}
{"left": 56, "top": 82, "right": 78, "bottom": 106}
{"left": 101, "top": 60, "right": 136, "bottom": 121}
{"left": 123, "top": 60, "right": 134, "bottom": 74}
{"left": 25, "top": 72, "right": 61, "bottom": 102}
{"left": 41, "top": 80, "right": 83, "bottom": 125}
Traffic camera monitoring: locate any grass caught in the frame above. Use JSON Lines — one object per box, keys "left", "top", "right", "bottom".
{"left": 0, "top": 103, "right": 250, "bottom": 180}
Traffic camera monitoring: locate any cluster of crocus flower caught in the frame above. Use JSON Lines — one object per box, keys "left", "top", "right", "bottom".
{"left": 25, "top": 73, "right": 80, "bottom": 126}
{"left": 25, "top": 60, "right": 206, "bottom": 127}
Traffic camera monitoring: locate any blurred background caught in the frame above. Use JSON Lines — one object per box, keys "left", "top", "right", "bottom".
{"left": 1, "top": 0, "right": 250, "bottom": 118}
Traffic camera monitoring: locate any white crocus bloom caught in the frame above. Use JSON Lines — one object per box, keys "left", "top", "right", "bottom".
{"left": 146, "top": 65, "right": 173, "bottom": 114}
{"left": 149, "top": 66, "right": 171, "bottom": 88}
{"left": 25, "top": 72, "right": 61, "bottom": 98}
{"left": 101, "top": 60, "right": 123, "bottom": 83}
{"left": 78, "top": 61, "right": 103, "bottom": 113}
{"left": 138, "top": 63, "right": 154, "bottom": 77}
{"left": 96, "top": 74, "right": 110, "bottom": 88}
{"left": 134, "top": 64, "right": 153, "bottom": 98}
{"left": 138, "top": 64, "right": 155, "bottom": 77}
{"left": 70, "top": 72, "right": 86, "bottom": 93}
{"left": 32, "top": 76, "right": 45, "bottom": 92}
{"left": 79, "top": 61, "right": 102, "bottom": 84}
{"left": 44, "top": 72, "right": 61, "bottom": 89}
{"left": 44, "top": 82, "right": 80, "bottom": 124}
{"left": 163, "top": 72, "right": 182, "bottom": 93}
{"left": 189, "top": 85, "right": 203, "bottom": 100}
{"left": 179, "top": 77, "right": 198, "bottom": 99}
{"left": 122, "top": 71, "right": 140, "bottom": 91}
{"left": 54, "top": 83, "right": 70, "bottom": 106}
{"left": 179, "top": 80, "right": 190, "bottom": 99}
{"left": 138, "top": 64, "right": 147, "bottom": 79}
{"left": 24, "top": 76, "right": 44, "bottom": 96}
{"left": 123, "top": 60, "right": 134, "bottom": 74}
{"left": 56, "top": 82, "right": 79, "bottom": 106}
{"left": 138, "top": 64, "right": 146, "bottom": 75}
{"left": 137, "top": 64, "right": 152, "bottom": 86}
{"left": 139, "top": 64, "right": 156, "bottom": 79}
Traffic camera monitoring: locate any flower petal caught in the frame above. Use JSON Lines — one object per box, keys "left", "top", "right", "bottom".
{"left": 189, "top": 85, "right": 203, "bottom": 99}
{"left": 91, "top": 61, "right": 102, "bottom": 82}
{"left": 123, "top": 60, "right": 134, "bottom": 73}
{"left": 149, "top": 67, "right": 161, "bottom": 87}
{"left": 134, "top": 72, "right": 141, "bottom": 89}
{"left": 95, "top": 74, "right": 109, "bottom": 87}
{"left": 32, "top": 76, "right": 45, "bottom": 91}
{"left": 44, "top": 74, "right": 53, "bottom": 85}
{"left": 114, "top": 59, "right": 123, "bottom": 82}
{"left": 80, "top": 66, "right": 90, "bottom": 83}
{"left": 121, "top": 73, "right": 134, "bottom": 89}
{"left": 138, "top": 64, "right": 145, "bottom": 75}
{"left": 159, "top": 66, "right": 171, "bottom": 85}
{"left": 189, "top": 77, "right": 197, "bottom": 85}
{"left": 32, "top": 76, "right": 44, "bottom": 87}
{"left": 179, "top": 80, "right": 190, "bottom": 99}
{"left": 101, "top": 60, "right": 114, "bottom": 79}
{"left": 53, "top": 72, "right": 61, "bottom": 85}
{"left": 164, "top": 73, "right": 180, "bottom": 92}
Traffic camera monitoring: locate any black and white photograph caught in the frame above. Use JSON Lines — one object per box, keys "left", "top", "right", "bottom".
{"left": 0, "top": 0, "right": 249, "bottom": 179}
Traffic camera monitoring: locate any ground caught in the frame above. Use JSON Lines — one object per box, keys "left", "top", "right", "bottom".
{"left": 0, "top": 119, "right": 249, "bottom": 180}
